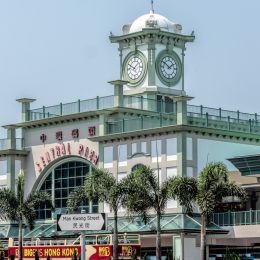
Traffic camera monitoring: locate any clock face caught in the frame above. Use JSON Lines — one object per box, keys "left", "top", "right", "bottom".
{"left": 156, "top": 50, "right": 182, "bottom": 87}
{"left": 127, "top": 56, "right": 143, "bottom": 80}
{"left": 160, "top": 56, "right": 177, "bottom": 79}
{"left": 123, "top": 51, "right": 147, "bottom": 86}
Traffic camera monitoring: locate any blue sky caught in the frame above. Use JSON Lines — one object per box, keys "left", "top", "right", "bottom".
{"left": 0, "top": 0, "right": 259, "bottom": 136}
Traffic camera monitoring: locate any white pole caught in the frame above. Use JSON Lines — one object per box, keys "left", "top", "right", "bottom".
{"left": 80, "top": 210, "right": 86, "bottom": 260}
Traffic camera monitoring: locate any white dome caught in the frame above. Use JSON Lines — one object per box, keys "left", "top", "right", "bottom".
{"left": 127, "top": 12, "right": 182, "bottom": 34}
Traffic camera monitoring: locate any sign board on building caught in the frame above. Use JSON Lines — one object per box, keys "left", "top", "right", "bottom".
{"left": 56, "top": 213, "right": 107, "bottom": 231}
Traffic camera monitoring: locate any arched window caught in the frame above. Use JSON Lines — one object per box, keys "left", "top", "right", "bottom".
{"left": 37, "top": 160, "right": 98, "bottom": 219}
{"left": 131, "top": 164, "right": 145, "bottom": 172}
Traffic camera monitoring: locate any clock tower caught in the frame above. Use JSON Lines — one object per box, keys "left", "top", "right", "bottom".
{"left": 110, "top": 7, "right": 195, "bottom": 101}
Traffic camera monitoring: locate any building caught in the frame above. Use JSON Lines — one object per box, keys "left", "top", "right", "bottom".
{"left": 0, "top": 5, "right": 260, "bottom": 260}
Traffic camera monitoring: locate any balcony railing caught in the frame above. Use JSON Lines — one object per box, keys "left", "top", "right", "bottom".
{"left": 27, "top": 95, "right": 176, "bottom": 121}
{"left": 25, "top": 95, "right": 260, "bottom": 137}
{"left": 0, "top": 138, "right": 24, "bottom": 150}
{"left": 213, "top": 210, "right": 260, "bottom": 226}
{"left": 106, "top": 114, "right": 177, "bottom": 135}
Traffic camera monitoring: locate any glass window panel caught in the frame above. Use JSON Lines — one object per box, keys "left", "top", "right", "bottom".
{"left": 62, "top": 169, "right": 68, "bottom": 178}
{"left": 62, "top": 179, "right": 68, "bottom": 187}
{"left": 39, "top": 210, "right": 45, "bottom": 220}
{"left": 118, "top": 144, "right": 127, "bottom": 167}
{"left": 55, "top": 170, "right": 61, "bottom": 179}
{"left": 45, "top": 180, "right": 51, "bottom": 189}
{"left": 131, "top": 143, "right": 137, "bottom": 155}
{"left": 76, "top": 177, "right": 82, "bottom": 186}
{"left": 46, "top": 210, "right": 51, "bottom": 219}
{"left": 55, "top": 199, "right": 61, "bottom": 208}
{"left": 187, "top": 137, "right": 193, "bottom": 160}
{"left": 151, "top": 140, "right": 162, "bottom": 162}
{"left": 69, "top": 162, "right": 75, "bottom": 168}
{"left": 62, "top": 199, "right": 67, "bottom": 208}
{"left": 141, "top": 142, "right": 147, "bottom": 153}
{"left": 167, "top": 167, "right": 177, "bottom": 179}
{"left": 62, "top": 189, "right": 68, "bottom": 198}
{"left": 55, "top": 189, "right": 61, "bottom": 198}
{"left": 55, "top": 180, "right": 61, "bottom": 188}
{"left": 76, "top": 167, "right": 82, "bottom": 177}
{"left": 104, "top": 146, "right": 113, "bottom": 168}
{"left": 69, "top": 168, "right": 75, "bottom": 178}
{"left": 92, "top": 206, "right": 99, "bottom": 213}
{"left": 69, "top": 178, "right": 75, "bottom": 187}
{"left": 166, "top": 138, "right": 177, "bottom": 161}
{"left": 63, "top": 163, "right": 69, "bottom": 169}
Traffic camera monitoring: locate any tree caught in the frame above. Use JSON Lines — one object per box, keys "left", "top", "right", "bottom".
{"left": 170, "top": 162, "right": 247, "bottom": 260}
{"left": 122, "top": 166, "right": 172, "bottom": 260}
{"left": 67, "top": 169, "right": 126, "bottom": 260}
{"left": 0, "top": 170, "right": 52, "bottom": 260}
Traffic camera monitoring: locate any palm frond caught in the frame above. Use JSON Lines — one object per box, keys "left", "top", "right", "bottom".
{"left": 25, "top": 191, "right": 53, "bottom": 209}
{"left": 216, "top": 182, "right": 247, "bottom": 203}
{"left": 198, "top": 162, "right": 228, "bottom": 191}
{"left": 21, "top": 202, "right": 36, "bottom": 230}
{"left": 84, "top": 169, "right": 116, "bottom": 204}
{"left": 67, "top": 186, "right": 89, "bottom": 213}
{"left": 169, "top": 176, "right": 198, "bottom": 214}
{"left": 0, "top": 188, "right": 18, "bottom": 221}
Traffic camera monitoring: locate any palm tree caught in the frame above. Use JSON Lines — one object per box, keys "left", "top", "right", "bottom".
{"left": 122, "top": 166, "right": 172, "bottom": 260}
{"left": 67, "top": 169, "right": 126, "bottom": 260}
{"left": 170, "top": 162, "right": 247, "bottom": 260}
{"left": 0, "top": 170, "right": 52, "bottom": 260}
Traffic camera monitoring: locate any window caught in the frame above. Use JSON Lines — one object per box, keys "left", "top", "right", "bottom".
{"left": 151, "top": 140, "right": 161, "bottom": 163}
{"left": 166, "top": 138, "right": 177, "bottom": 161}
{"left": 118, "top": 144, "right": 127, "bottom": 167}
{"left": 131, "top": 164, "right": 145, "bottom": 172}
{"left": 167, "top": 200, "right": 177, "bottom": 209}
{"left": 187, "top": 137, "right": 193, "bottom": 160}
{"left": 131, "top": 143, "right": 137, "bottom": 155}
{"left": 104, "top": 146, "right": 113, "bottom": 168}
{"left": 187, "top": 167, "right": 193, "bottom": 178}
{"left": 166, "top": 167, "right": 177, "bottom": 179}
{"left": 165, "top": 96, "right": 174, "bottom": 113}
{"left": 37, "top": 161, "right": 96, "bottom": 220}
{"left": 153, "top": 168, "right": 162, "bottom": 184}
{"left": 141, "top": 142, "right": 147, "bottom": 154}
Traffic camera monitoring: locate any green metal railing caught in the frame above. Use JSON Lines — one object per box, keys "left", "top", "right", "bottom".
{"left": 213, "top": 210, "right": 260, "bottom": 226}
{"left": 0, "top": 138, "right": 24, "bottom": 150}
{"left": 26, "top": 95, "right": 260, "bottom": 136}
{"left": 27, "top": 95, "right": 176, "bottom": 121}
{"left": 106, "top": 114, "right": 177, "bottom": 134}
{"left": 28, "top": 95, "right": 114, "bottom": 121}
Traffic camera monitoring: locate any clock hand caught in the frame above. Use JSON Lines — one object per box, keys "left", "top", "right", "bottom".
{"left": 162, "top": 61, "right": 171, "bottom": 69}
{"left": 128, "top": 64, "right": 136, "bottom": 70}
{"left": 169, "top": 63, "right": 175, "bottom": 69}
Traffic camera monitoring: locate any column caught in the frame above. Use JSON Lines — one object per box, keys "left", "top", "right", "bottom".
{"left": 16, "top": 98, "right": 36, "bottom": 122}
{"left": 108, "top": 80, "right": 128, "bottom": 107}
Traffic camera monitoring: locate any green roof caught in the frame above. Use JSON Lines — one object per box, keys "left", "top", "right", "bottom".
{"left": 17, "top": 214, "right": 227, "bottom": 239}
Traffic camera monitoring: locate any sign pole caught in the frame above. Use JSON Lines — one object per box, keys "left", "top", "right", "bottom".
{"left": 80, "top": 210, "right": 86, "bottom": 260}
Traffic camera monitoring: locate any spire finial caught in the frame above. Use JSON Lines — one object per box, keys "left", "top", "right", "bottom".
{"left": 151, "top": 0, "right": 155, "bottom": 13}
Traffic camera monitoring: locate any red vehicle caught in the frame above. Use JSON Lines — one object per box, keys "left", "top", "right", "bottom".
{"left": 8, "top": 234, "right": 141, "bottom": 260}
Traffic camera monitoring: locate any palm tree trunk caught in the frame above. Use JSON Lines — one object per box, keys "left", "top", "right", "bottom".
{"left": 200, "top": 215, "right": 206, "bottom": 260}
{"left": 18, "top": 216, "right": 23, "bottom": 260}
{"left": 156, "top": 212, "right": 161, "bottom": 260}
{"left": 113, "top": 210, "right": 118, "bottom": 260}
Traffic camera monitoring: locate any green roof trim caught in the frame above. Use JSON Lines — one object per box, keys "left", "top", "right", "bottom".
{"left": 228, "top": 154, "right": 260, "bottom": 176}
{"left": 19, "top": 214, "right": 227, "bottom": 239}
